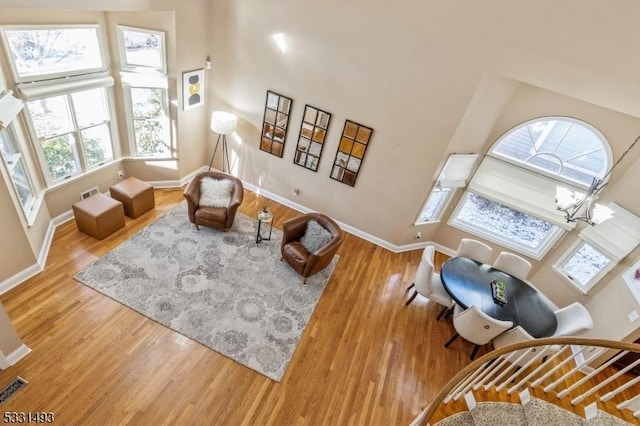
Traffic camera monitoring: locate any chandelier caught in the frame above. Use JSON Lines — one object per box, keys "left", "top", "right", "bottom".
{"left": 555, "top": 135, "right": 639, "bottom": 226}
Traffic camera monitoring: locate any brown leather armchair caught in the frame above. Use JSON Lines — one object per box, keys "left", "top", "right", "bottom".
{"left": 281, "top": 213, "right": 343, "bottom": 283}
{"left": 183, "top": 171, "right": 244, "bottom": 231}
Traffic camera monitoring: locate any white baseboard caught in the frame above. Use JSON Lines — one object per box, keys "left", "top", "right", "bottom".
{"left": 37, "top": 220, "right": 56, "bottom": 268}
{"left": 3, "top": 167, "right": 454, "bottom": 296}
{"left": 0, "top": 264, "right": 42, "bottom": 296}
{"left": 242, "top": 180, "right": 455, "bottom": 254}
{"left": 6, "top": 344, "right": 31, "bottom": 366}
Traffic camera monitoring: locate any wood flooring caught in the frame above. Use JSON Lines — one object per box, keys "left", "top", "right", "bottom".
{"left": 0, "top": 187, "right": 635, "bottom": 425}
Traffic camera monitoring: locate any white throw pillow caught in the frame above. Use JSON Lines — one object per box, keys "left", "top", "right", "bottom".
{"left": 199, "top": 177, "right": 234, "bottom": 208}
{"left": 300, "top": 220, "right": 333, "bottom": 253}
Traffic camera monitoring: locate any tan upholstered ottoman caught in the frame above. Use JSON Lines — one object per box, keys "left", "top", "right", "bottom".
{"left": 73, "top": 193, "right": 125, "bottom": 240}
{"left": 110, "top": 177, "right": 155, "bottom": 219}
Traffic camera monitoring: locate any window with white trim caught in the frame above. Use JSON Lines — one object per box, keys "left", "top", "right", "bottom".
{"left": 117, "top": 26, "right": 171, "bottom": 158}
{"left": 553, "top": 202, "right": 640, "bottom": 294}
{"left": 416, "top": 188, "right": 451, "bottom": 223}
{"left": 554, "top": 241, "right": 613, "bottom": 294}
{"left": 0, "top": 123, "right": 37, "bottom": 220}
{"left": 121, "top": 74, "right": 171, "bottom": 157}
{"left": 491, "top": 117, "right": 611, "bottom": 188}
{"left": 415, "top": 154, "right": 478, "bottom": 224}
{"left": 117, "top": 25, "right": 166, "bottom": 74}
{"left": 25, "top": 86, "right": 116, "bottom": 183}
{"left": 1, "top": 25, "right": 119, "bottom": 187}
{"left": 450, "top": 192, "right": 563, "bottom": 259}
{"left": 449, "top": 117, "right": 613, "bottom": 260}
{"left": 2, "top": 25, "right": 104, "bottom": 83}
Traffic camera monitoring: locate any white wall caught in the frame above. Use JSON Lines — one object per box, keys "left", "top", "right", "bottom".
{"left": 208, "top": 0, "right": 640, "bottom": 341}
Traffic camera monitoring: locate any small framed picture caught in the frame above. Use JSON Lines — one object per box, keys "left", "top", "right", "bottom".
{"left": 182, "top": 69, "right": 204, "bottom": 111}
{"left": 623, "top": 258, "right": 640, "bottom": 306}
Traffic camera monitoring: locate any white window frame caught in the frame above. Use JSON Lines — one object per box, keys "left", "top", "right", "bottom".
{"left": 415, "top": 187, "right": 452, "bottom": 224}
{"left": 23, "top": 83, "right": 120, "bottom": 186}
{"left": 552, "top": 240, "right": 615, "bottom": 295}
{"left": 449, "top": 191, "right": 564, "bottom": 260}
{"left": 117, "top": 25, "right": 167, "bottom": 74}
{"left": 415, "top": 153, "right": 478, "bottom": 225}
{"left": 0, "top": 123, "right": 38, "bottom": 224}
{"left": 1, "top": 24, "right": 107, "bottom": 83}
{"left": 490, "top": 117, "right": 612, "bottom": 190}
{"left": 121, "top": 74, "right": 172, "bottom": 158}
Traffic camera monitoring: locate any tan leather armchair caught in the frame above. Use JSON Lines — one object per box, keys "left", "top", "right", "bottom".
{"left": 281, "top": 213, "right": 343, "bottom": 283}
{"left": 183, "top": 171, "right": 244, "bottom": 231}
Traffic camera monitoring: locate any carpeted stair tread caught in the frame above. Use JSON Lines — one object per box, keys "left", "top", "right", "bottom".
{"left": 470, "top": 402, "right": 527, "bottom": 426}
{"left": 583, "top": 410, "right": 634, "bottom": 426}
{"left": 434, "top": 411, "right": 475, "bottom": 426}
{"left": 522, "top": 396, "right": 583, "bottom": 426}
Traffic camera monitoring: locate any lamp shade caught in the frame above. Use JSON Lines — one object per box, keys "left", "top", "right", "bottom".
{"left": 211, "top": 111, "right": 237, "bottom": 135}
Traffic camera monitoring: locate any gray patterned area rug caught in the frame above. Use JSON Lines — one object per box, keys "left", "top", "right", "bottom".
{"left": 75, "top": 202, "right": 338, "bottom": 381}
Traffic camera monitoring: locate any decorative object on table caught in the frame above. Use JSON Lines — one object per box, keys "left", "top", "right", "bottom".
{"left": 260, "top": 90, "right": 292, "bottom": 157}
{"left": 256, "top": 206, "right": 273, "bottom": 243}
{"left": 555, "top": 135, "right": 639, "bottom": 226}
{"left": 208, "top": 111, "right": 238, "bottom": 172}
{"left": 330, "top": 120, "right": 373, "bottom": 186}
{"left": 491, "top": 279, "right": 507, "bottom": 305}
{"left": 281, "top": 213, "right": 343, "bottom": 283}
{"left": 182, "top": 68, "right": 204, "bottom": 111}
{"left": 294, "top": 105, "right": 331, "bottom": 172}
{"left": 74, "top": 202, "right": 339, "bottom": 381}
{"left": 183, "top": 171, "right": 243, "bottom": 232}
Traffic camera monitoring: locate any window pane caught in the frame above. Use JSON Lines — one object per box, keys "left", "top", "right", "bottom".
{"left": 72, "top": 88, "right": 108, "bottom": 128}
{"left": 131, "top": 88, "right": 163, "bottom": 118}
{"left": 41, "top": 134, "right": 79, "bottom": 180}
{"left": 122, "top": 28, "right": 163, "bottom": 69}
{"left": 5, "top": 27, "right": 103, "bottom": 78}
{"left": 491, "top": 118, "right": 608, "bottom": 186}
{"left": 0, "top": 126, "right": 36, "bottom": 215}
{"left": 561, "top": 243, "right": 611, "bottom": 287}
{"left": 12, "top": 160, "right": 35, "bottom": 209}
{"left": 454, "top": 193, "right": 556, "bottom": 249}
{"left": 27, "top": 96, "right": 74, "bottom": 139}
{"left": 418, "top": 188, "right": 450, "bottom": 222}
{"left": 134, "top": 118, "right": 169, "bottom": 155}
{"left": 81, "top": 124, "right": 113, "bottom": 167}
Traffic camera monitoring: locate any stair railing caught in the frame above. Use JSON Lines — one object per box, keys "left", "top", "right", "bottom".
{"left": 414, "top": 337, "right": 640, "bottom": 425}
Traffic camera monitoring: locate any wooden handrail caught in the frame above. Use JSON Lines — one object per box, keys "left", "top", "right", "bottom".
{"left": 418, "top": 336, "right": 640, "bottom": 425}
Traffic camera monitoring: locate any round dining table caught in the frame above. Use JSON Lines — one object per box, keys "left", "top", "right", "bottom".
{"left": 440, "top": 256, "right": 557, "bottom": 338}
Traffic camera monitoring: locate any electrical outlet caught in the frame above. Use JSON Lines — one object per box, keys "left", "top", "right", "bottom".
{"left": 118, "top": 170, "right": 125, "bottom": 179}
{"left": 629, "top": 310, "right": 639, "bottom": 322}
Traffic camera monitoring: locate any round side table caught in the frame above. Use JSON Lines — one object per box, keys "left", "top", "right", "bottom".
{"left": 256, "top": 209, "right": 273, "bottom": 243}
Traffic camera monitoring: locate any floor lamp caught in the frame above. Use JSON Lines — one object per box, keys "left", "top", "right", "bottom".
{"left": 209, "top": 111, "right": 237, "bottom": 173}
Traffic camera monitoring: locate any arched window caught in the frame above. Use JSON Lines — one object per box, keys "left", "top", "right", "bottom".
{"left": 490, "top": 118, "right": 612, "bottom": 187}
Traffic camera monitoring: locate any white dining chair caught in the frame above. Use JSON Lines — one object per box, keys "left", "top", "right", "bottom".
{"left": 493, "top": 251, "right": 533, "bottom": 281}
{"left": 552, "top": 302, "right": 594, "bottom": 337}
{"left": 406, "top": 245, "right": 454, "bottom": 320}
{"left": 455, "top": 238, "right": 493, "bottom": 264}
{"left": 445, "top": 304, "right": 513, "bottom": 360}
{"left": 492, "top": 325, "right": 541, "bottom": 366}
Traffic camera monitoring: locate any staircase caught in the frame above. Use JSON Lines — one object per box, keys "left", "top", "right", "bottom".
{"left": 411, "top": 337, "right": 640, "bottom": 425}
